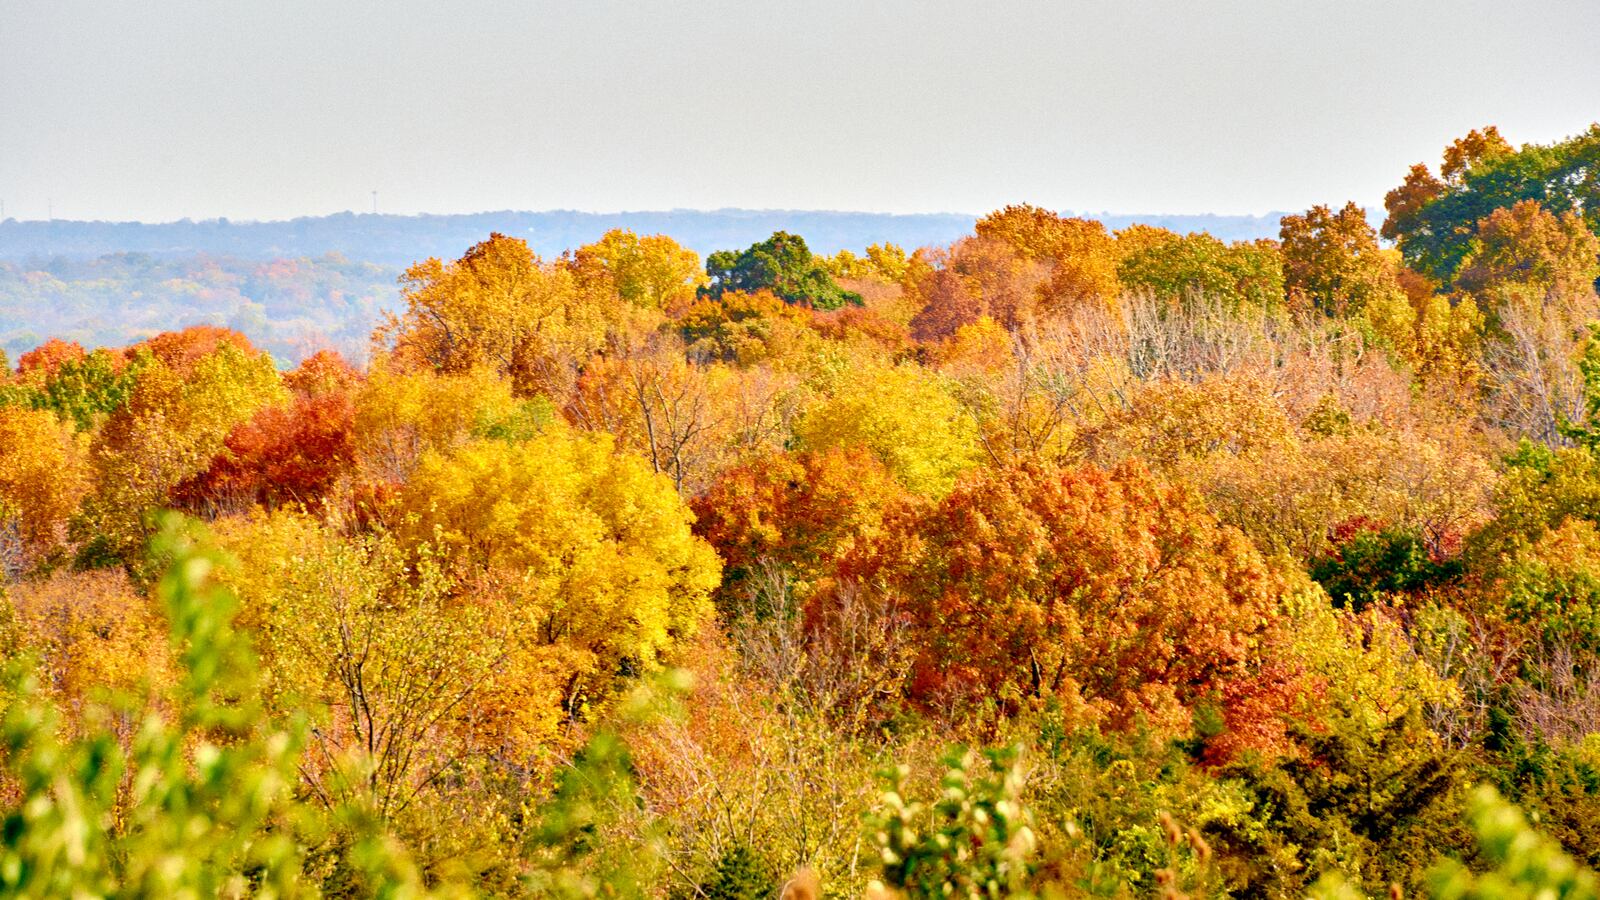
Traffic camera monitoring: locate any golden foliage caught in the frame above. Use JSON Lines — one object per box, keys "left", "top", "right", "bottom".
{"left": 391, "top": 425, "right": 721, "bottom": 717}
{"left": 0, "top": 405, "right": 90, "bottom": 571}
{"left": 6, "top": 569, "right": 170, "bottom": 720}
{"left": 384, "top": 232, "right": 621, "bottom": 398}
{"left": 793, "top": 357, "right": 981, "bottom": 497}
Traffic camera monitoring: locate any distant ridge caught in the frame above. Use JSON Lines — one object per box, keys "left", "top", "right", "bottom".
{"left": 0, "top": 208, "right": 1290, "bottom": 266}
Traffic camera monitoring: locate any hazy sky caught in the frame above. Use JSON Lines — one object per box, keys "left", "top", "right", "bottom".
{"left": 2, "top": 0, "right": 1598, "bottom": 222}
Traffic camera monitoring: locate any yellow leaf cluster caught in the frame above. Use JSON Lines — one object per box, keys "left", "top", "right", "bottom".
{"left": 392, "top": 424, "right": 720, "bottom": 703}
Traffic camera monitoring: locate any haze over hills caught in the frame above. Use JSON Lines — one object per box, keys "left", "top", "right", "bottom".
{"left": 0, "top": 207, "right": 1297, "bottom": 364}
{"left": 0, "top": 208, "right": 1291, "bottom": 265}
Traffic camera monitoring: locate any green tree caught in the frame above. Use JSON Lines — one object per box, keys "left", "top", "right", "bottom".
{"left": 1216, "top": 713, "right": 1468, "bottom": 897}
{"left": 1309, "top": 523, "right": 1463, "bottom": 610}
{"left": 703, "top": 232, "right": 862, "bottom": 310}
{"left": 1116, "top": 229, "right": 1284, "bottom": 310}
{"left": 1383, "top": 125, "right": 1600, "bottom": 285}
{"left": 0, "top": 346, "right": 143, "bottom": 431}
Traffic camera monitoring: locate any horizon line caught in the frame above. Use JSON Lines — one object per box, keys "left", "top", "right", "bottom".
{"left": 0, "top": 205, "right": 1321, "bottom": 228}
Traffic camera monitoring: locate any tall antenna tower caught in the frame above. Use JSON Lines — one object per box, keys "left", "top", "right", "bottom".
{"left": 371, "top": 190, "right": 378, "bottom": 215}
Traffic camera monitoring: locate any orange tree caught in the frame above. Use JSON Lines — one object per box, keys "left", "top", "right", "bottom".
{"left": 691, "top": 446, "right": 909, "bottom": 613}
{"left": 829, "top": 460, "right": 1284, "bottom": 737}
{"left": 974, "top": 205, "right": 1121, "bottom": 313}
{"left": 172, "top": 350, "right": 361, "bottom": 515}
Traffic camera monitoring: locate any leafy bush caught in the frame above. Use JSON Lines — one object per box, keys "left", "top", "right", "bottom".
{"left": 0, "top": 515, "right": 434, "bottom": 897}
{"left": 864, "top": 746, "right": 1037, "bottom": 899}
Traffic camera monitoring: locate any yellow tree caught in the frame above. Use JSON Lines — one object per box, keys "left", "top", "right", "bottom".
{"left": 5, "top": 569, "right": 171, "bottom": 724}
{"left": 79, "top": 330, "right": 283, "bottom": 567}
{"left": 350, "top": 361, "right": 529, "bottom": 486}
{"left": 382, "top": 233, "right": 619, "bottom": 398}
{"left": 391, "top": 424, "right": 720, "bottom": 726}
{"left": 820, "top": 243, "right": 911, "bottom": 284}
{"left": 1198, "top": 418, "right": 1494, "bottom": 563}
{"left": 0, "top": 405, "right": 90, "bottom": 574}
{"left": 572, "top": 228, "right": 706, "bottom": 313}
{"left": 1388, "top": 269, "right": 1484, "bottom": 391}
{"left": 793, "top": 357, "right": 982, "bottom": 497}
{"left": 212, "top": 508, "right": 527, "bottom": 874}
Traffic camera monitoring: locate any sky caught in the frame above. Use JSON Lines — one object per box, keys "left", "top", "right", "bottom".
{"left": 2, "top": 0, "right": 1598, "bottom": 223}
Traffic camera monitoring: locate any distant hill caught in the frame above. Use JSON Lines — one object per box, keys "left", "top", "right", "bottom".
{"left": 0, "top": 253, "right": 397, "bottom": 366}
{"left": 0, "top": 208, "right": 1290, "bottom": 266}
{"left": 0, "top": 208, "right": 1296, "bottom": 366}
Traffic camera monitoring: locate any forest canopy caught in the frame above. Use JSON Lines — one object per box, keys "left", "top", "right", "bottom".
{"left": 3, "top": 124, "right": 1600, "bottom": 898}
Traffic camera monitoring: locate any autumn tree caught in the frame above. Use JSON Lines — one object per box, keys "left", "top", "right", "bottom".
{"left": 1441, "top": 125, "right": 1516, "bottom": 183}
{"left": 819, "top": 243, "right": 911, "bottom": 284}
{"left": 77, "top": 328, "right": 284, "bottom": 567}
{"left": 975, "top": 205, "right": 1121, "bottom": 313}
{"left": 349, "top": 361, "right": 532, "bottom": 487}
{"left": 13, "top": 338, "right": 89, "bottom": 378}
{"left": 1115, "top": 229, "right": 1284, "bottom": 311}
{"left": 1498, "top": 517, "right": 1600, "bottom": 655}
{"left": 1387, "top": 268, "right": 1484, "bottom": 390}
{"left": 383, "top": 232, "right": 618, "bottom": 398}
{"left": 568, "top": 334, "right": 741, "bottom": 494}
{"left": 1466, "top": 441, "right": 1600, "bottom": 576}
{"left": 1199, "top": 416, "right": 1494, "bottom": 564}
{"left": 676, "top": 289, "right": 817, "bottom": 366}
{"left": 831, "top": 460, "right": 1283, "bottom": 736}
{"left": 1383, "top": 124, "right": 1600, "bottom": 285}
{"left": 5, "top": 569, "right": 170, "bottom": 719}
{"left": 907, "top": 237, "right": 1052, "bottom": 340}
{"left": 172, "top": 350, "right": 360, "bottom": 515}
{"left": 1457, "top": 203, "right": 1600, "bottom": 442}
{"left": 1276, "top": 201, "right": 1476, "bottom": 380}
{"left": 792, "top": 358, "right": 981, "bottom": 497}
{"left": 1457, "top": 200, "right": 1600, "bottom": 309}
{"left": 0, "top": 516, "right": 441, "bottom": 896}
{"left": 0, "top": 405, "right": 90, "bottom": 574}
{"left": 390, "top": 424, "right": 720, "bottom": 725}
{"left": 0, "top": 343, "right": 140, "bottom": 432}
{"left": 1280, "top": 202, "right": 1407, "bottom": 319}
{"left": 212, "top": 508, "right": 525, "bottom": 882}
{"left": 691, "top": 446, "right": 909, "bottom": 612}
{"left": 1077, "top": 374, "right": 1295, "bottom": 472}
{"left": 572, "top": 228, "right": 706, "bottom": 313}
{"left": 940, "top": 321, "right": 1086, "bottom": 468}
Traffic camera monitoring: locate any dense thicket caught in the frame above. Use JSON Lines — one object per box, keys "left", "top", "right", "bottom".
{"left": 3, "top": 125, "right": 1600, "bottom": 898}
